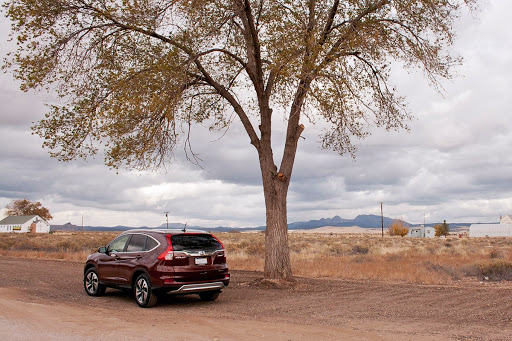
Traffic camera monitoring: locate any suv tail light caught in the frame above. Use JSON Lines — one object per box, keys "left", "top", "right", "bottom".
{"left": 213, "top": 250, "right": 226, "bottom": 264}
{"left": 157, "top": 234, "right": 174, "bottom": 260}
{"left": 212, "top": 234, "right": 225, "bottom": 249}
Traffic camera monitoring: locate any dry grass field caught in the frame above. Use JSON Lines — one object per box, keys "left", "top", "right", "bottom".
{"left": 1, "top": 230, "right": 511, "bottom": 284}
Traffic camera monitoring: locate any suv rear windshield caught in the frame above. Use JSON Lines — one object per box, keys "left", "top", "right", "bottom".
{"left": 171, "top": 234, "right": 222, "bottom": 252}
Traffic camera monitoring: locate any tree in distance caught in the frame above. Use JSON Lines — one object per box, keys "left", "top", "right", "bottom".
{"left": 434, "top": 220, "right": 450, "bottom": 237}
{"left": 4, "top": 0, "right": 478, "bottom": 279}
{"left": 6, "top": 199, "right": 53, "bottom": 221}
{"left": 388, "top": 219, "right": 409, "bottom": 237}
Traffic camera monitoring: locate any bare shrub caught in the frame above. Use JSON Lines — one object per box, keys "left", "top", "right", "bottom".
{"left": 351, "top": 245, "right": 370, "bottom": 255}
{"left": 384, "top": 253, "right": 403, "bottom": 262}
{"left": 425, "top": 245, "right": 438, "bottom": 254}
{"left": 461, "top": 265, "right": 481, "bottom": 279}
{"left": 244, "top": 242, "right": 265, "bottom": 257}
{"left": 292, "top": 241, "right": 315, "bottom": 254}
{"left": 328, "top": 244, "right": 348, "bottom": 255}
{"left": 351, "top": 255, "right": 371, "bottom": 263}
{"left": 477, "top": 260, "right": 512, "bottom": 281}
{"left": 423, "top": 261, "right": 461, "bottom": 281}
{"left": 488, "top": 248, "right": 503, "bottom": 259}
{"left": 228, "top": 255, "right": 264, "bottom": 271}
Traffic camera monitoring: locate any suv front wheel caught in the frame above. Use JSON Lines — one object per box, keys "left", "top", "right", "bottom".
{"left": 134, "top": 273, "right": 158, "bottom": 308}
{"left": 84, "top": 267, "right": 106, "bottom": 296}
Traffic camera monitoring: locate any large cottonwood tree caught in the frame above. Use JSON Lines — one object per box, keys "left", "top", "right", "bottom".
{"left": 4, "top": 0, "right": 476, "bottom": 279}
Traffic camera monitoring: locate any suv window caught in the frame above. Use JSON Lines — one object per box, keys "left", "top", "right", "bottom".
{"left": 126, "top": 234, "right": 146, "bottom": 252}
{"left": 107, "top": 234, "right": 130, "bottom": 253}
{"left": 145, "top": 236, "right": 158, "bottom": 251}
{"left": 171, "top": 234, "right": 222, "bottom": 252}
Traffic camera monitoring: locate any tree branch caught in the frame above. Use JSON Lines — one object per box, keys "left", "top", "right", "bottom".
{"left": 189, "top": 48, "right": 248, "bottom": 71}
{"left": 318, "top": 0, "right": 390, "bottom": 70}
{"left": 193, "top": 60, "right": 261, "bottom": 150}
{"left": 319, "top": 0, "right": 340, "bottom": 46}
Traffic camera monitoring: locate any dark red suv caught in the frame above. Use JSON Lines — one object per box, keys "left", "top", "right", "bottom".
{"left": 83, "top": 229, "right": 230, "bottom": 307}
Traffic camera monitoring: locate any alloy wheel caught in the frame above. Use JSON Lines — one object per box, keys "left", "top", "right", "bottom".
{"left": 85, "top": 271, "right": 98, "bottom": 294}
{"left": 135, "top": 277, "right": 149, "bottom": 305}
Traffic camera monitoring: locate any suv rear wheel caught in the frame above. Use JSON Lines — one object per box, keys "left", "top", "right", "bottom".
{"left": 134, "top": 273, "right": 158, "bottom": 308}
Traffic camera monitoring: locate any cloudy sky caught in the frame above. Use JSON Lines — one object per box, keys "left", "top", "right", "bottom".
{"left": 1, "top": 1, "right": 511, "bottom": 228}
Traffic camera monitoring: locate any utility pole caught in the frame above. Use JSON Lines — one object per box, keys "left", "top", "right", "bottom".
{"left": 82, "top": 214, "right": 84, "bottom": 232}
{"left": 381, "top": 202, "right": 384, "bottom": 238}
{"left": 164, "top": 212, "right": 169, "bottom": 229}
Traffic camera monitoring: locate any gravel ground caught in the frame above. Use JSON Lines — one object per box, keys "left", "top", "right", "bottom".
{"left": 0, "top": 257, "right": 511, "bottom": 340}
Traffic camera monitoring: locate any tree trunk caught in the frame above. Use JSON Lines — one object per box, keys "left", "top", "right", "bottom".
{"left": 257, "top": 91, "right": 307, "bottom": 280}
{"left": 261, "top": 165, "right": 293, "bottom": 280}
{"left": 257, "top": 116, "right": 295, "bottom": 280}
{"left": 256, "top": 78, "right": 307, "bottom": 280}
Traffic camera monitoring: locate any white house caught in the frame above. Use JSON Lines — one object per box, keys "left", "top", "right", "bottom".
{"left": 469, "top": 215, "right": 512, "bottom": 237}
{"left": 407, "top": 225, "right": 435, "bottom": 238}
{"left": 0, "top": 215, "right": 51, "bottom": 233}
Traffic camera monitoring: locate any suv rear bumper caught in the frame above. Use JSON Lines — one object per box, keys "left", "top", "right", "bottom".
{"left": 168, "top": 281, "right": 226, "bottom": 294}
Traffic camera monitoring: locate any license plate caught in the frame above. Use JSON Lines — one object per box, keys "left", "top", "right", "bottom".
{"left": 194, "top": 257, "right": 208, "bottom": 265}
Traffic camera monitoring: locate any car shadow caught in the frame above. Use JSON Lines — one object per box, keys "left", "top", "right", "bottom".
{"left": 99, "top": 288, "right": 219, "bottom": 308}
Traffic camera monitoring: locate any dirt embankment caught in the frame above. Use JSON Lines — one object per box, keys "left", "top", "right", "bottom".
{"left": 0, "top": 258, "right": 511, "bottom": 341}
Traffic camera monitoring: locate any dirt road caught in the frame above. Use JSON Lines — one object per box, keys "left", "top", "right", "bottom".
{"left": 0, "top": 258, "right": 511, "bottom": 340}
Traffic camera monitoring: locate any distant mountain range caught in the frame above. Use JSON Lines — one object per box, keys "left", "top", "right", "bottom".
{"left": 287, "top": 215, "right": 394, "bottom": 229}
{"left": 50, "top": 214, "right": 475, "bottom": 232}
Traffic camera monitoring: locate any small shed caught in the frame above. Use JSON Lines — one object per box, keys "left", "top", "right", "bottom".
{"left": 408, "top": 225, "right": 435, "bottom": 238}
{"left": 0, "top": 215, "right": 51, "bottom": 233}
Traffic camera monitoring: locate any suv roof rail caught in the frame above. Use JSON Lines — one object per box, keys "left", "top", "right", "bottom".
{"left": 123, "top": 228, "right": 208, "bottom": 234}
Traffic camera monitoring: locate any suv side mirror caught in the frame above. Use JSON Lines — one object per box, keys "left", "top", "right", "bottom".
{"left": 98, "top": 246, "right": 107, "bottom": 253}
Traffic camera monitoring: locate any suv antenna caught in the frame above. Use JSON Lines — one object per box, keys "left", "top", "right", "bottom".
{"left": 182, "top": 222, "right": 187, "bottom": 232}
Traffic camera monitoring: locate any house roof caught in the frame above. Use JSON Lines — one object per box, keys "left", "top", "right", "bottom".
{"left": 500, "top": 215, "right": 512, "bottom": 223}
{"left": 0, "top": 215, "right": 41, "bottom": 225}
